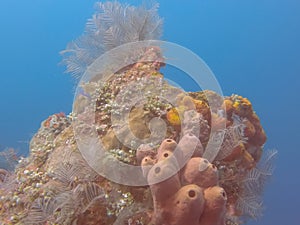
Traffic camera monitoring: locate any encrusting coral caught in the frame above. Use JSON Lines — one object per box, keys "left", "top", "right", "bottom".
{"left": 0, "top": 1, "right": 276, "bottom": 225}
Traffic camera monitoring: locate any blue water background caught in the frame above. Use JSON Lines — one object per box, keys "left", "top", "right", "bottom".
{"left": 0, "top": 0, "right": 299, "bottom": 224}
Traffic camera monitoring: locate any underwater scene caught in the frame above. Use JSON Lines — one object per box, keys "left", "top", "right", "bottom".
{"left": 0, "top": 0, "right": 299, "bottom": 224}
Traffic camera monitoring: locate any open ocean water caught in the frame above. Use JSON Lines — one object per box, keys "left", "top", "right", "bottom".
{"left": 0, "top": 0, "right": 299, "bottom": 224}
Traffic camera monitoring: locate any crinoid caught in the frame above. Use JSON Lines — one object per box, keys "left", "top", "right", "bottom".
{"left": 23, "top": 197, "right": 57, "bottom": 225}
{"left": 236, "top": 149, "right": 278, "bottom": 220}
{"left": 61, "top": 1, "right": 163, "bottom": 79}
{"left": 0, "top": 148, "right": 19, "bottom": 171}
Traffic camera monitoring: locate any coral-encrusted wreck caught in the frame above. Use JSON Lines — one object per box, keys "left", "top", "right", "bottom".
{"left": 0, "top": 52, "right": 276, "bottom": 225}
{"left": 0, "top": 1, "right": 277, "bottom": 225}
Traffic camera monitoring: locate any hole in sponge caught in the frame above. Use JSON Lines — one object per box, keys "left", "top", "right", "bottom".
{"left": 166, "top": 139, "right": 173, "bottom": 142}
{"left": 222, "top": 191, "right": 226, "bottom": 198}
{"left": 163, "top": 153, "right": 169, "bottom": 158}
{"left": 188, "top": 190, "right": 196, "bottom": 198}
{"left": 154, "top": 167, "right": 161, "bottom": 174}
